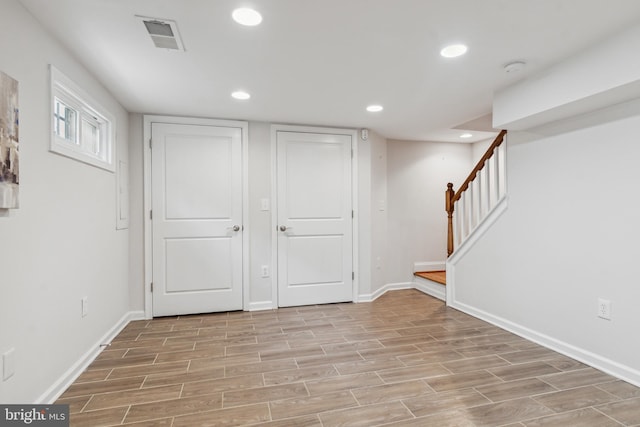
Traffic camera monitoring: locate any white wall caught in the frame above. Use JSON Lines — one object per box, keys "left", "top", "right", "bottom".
{"left": 472, "top": 138, "right": 494, "bottom": 164}
{"left": 128, "top": 113, "right": 144, "bottom": 311}
{"left": 355, "top": 129, "right": 389, "bottom": 299}
{"left": 452, "top": 102, "right": 640, "bottom": 384}
{"left": 247, "top": 122, "right": 272, "bottom": 305}
{"left": 368, "top": 131, "right": 388, "bottom": 295}
{"left": 357, "top": 131, "right": 373, "bottom": 298}
{"left": 0, "top": 0, "right": 131, "bottom": 403}
{"left": 386, "top": 140, "right": 473, "bottom": 283}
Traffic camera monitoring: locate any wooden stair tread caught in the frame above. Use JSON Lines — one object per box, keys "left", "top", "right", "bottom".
{"left": 414, "top": 270, "right": 446, "bottom": 285}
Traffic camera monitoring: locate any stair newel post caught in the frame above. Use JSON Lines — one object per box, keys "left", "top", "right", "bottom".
{"left": 446, "top": 182, "right": 455, "bottom": 257}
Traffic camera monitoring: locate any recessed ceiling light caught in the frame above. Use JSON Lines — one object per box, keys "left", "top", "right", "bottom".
{"left": 231, "top": 91, "right": 251, "bottom": 100}
{"left": 460, "top": 133, "right": 473, "bottom": 139}
{"left": 232, "top": 8, "right": 262, "bottom": 26}
{"left": 366, "top": 105, "right": 383, "bottom": 112}
{"left": 440, "top": 44, "right": 468, "bottom": 58}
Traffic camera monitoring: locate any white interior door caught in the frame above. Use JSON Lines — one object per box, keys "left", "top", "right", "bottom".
{"left": 277, "top": 131, "right": 353, "bottom": 307}
{"left": 152, "top": 122, "right": 243, "bottom": 316}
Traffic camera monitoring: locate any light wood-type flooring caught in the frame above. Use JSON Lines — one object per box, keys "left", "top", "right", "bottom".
{"left": 57, "top": 290, "right": 640, "bottom": 426}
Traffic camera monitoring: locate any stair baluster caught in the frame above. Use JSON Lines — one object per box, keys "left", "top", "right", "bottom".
{"left": 446, "top": 129, "right": 507, "bottom": 257}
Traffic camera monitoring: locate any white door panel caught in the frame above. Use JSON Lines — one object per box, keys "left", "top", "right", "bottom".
{"left": 152, "top": 122, "right": 243, "bottom": 316}
{"left": 164, "top": 135, "right": 233, "bottom": 219}
{"left": 287, "top": 236, "right": 345, "bottom": 285}
{"left": 285, "top": 142, "right": 345, "bottom": 218}
{"left": 165, "top": 238, "right": 232, "bottom": 292}
{"left": 277, "top": 131, "right": 353, "bottom": 307}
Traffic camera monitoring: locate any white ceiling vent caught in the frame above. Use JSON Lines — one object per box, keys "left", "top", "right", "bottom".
{"left": 136, "top": 16, "right": 185, "bottom": 51}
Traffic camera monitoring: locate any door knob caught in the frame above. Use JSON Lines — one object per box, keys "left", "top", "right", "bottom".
{"left": 279, "top": 225, "right": 287, "bottom": 232}
{"left": 228, "top": 225, "right": 240, "bottom": 232}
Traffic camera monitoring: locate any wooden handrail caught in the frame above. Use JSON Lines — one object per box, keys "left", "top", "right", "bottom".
{"left": 451, "top": 129, "right": 507, "bottom": 204}
{"left": 445, "top": 129, "right": 507, "bottom": 257}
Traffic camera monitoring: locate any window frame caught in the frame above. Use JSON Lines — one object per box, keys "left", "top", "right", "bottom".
{"left": 50, "top": 65, "right": 115, "bottom": 172}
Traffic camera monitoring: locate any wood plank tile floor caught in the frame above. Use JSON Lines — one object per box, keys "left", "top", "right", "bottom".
{"left": 57, "top": 290, "right": 640, "bottom": 426}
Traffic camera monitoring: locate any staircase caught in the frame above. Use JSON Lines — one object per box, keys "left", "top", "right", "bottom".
{"left": 413, "top": 271, "right": 446, "bottom": 301}
{"left": 413, "top": 130, "right": 507, "bottom": 302}
{"left": 446, "top": 129, "right": 507, "bottom": 257}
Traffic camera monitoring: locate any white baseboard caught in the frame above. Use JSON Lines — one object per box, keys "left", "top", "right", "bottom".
{"left": 37, "top": 310, "right": 145, "bottom": 404}
{"left": 413, "top": 261, "right": 445, "bottom": 272}
{"left": 358, "top": 282, "right": 413, "bottom": 302}
{"left": 248, "top": 301, "right": 275, "bottom": 311}
{"left": 448, "top": 299, "right": 640, "bottom": 388}
{"left": 358, "top": 281, "right": 446, "bottom": 303}
{"left": 413, "top": 276, "right": 446, "bottom": 301}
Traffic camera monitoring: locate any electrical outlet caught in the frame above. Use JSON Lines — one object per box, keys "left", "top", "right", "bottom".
{"left": 3, "top": 348, "right": 15, "bottom": 381}
{"left": 261, "top": 265, "right": 269, "bottom": 278}
{"left": 81, "top": 297, "right": 88, "bottom": 318}
{"left": 597, "top": 298, "right": 611, "bottom": 320}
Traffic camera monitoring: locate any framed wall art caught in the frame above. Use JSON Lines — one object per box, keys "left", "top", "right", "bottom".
{"left": 0, "top": 70, "right": 19, "bottom": 209}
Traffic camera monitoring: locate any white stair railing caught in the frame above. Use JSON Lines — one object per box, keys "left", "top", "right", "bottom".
{"left": 446, "top": 130, "right": 507, "bottom": 256}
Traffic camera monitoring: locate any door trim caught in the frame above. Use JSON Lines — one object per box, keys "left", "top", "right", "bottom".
{"left": 270, "top": 124, "right": 359, "bottom": 308}
{"left": 143, "top": 115, "right": 249, "bottom": 318}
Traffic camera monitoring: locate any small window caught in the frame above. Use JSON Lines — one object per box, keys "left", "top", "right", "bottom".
{"left": 81, "top": 116, "right": 101, "bottom": 155}
{"left": 53, "top": 98, "right": 77, "bottom": 143}
{"left": 50, "top": 65, "right": 115, "bottom": 171}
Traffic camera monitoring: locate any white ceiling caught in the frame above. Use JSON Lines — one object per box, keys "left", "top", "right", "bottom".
{"left": 18, "top": 0, "right": 640, "bottom": 141}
